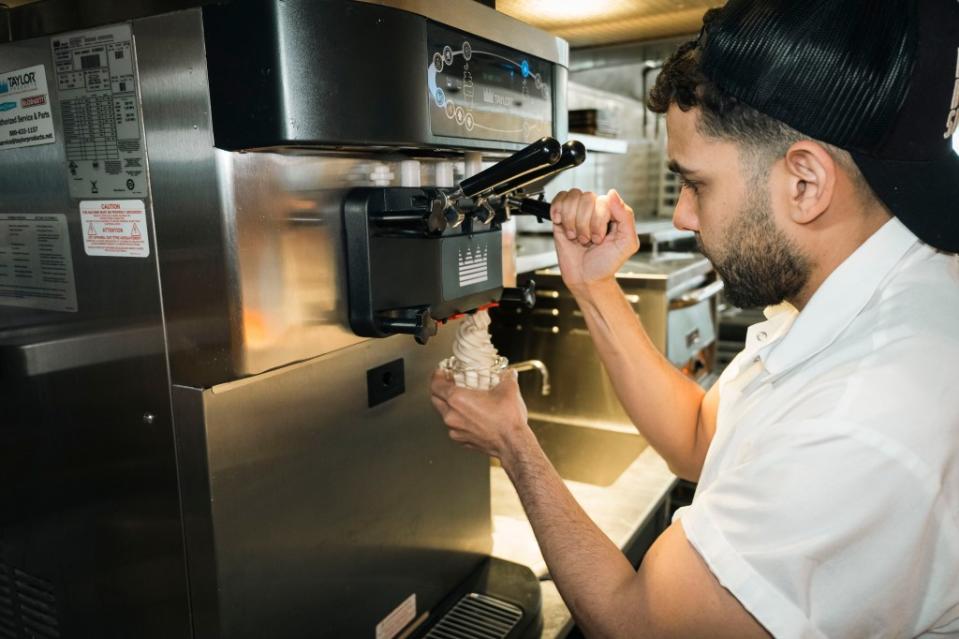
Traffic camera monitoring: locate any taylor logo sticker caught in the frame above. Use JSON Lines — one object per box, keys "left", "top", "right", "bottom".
{"left": 0, "top": 70, "right": 38, "bottom": 95}
{"left": 945, "top": 47, "right": 959, "bottom": 139}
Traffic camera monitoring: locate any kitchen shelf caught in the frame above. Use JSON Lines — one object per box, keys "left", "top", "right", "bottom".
{"left": 569, "top": 133, "right": 629, "bottom": 155}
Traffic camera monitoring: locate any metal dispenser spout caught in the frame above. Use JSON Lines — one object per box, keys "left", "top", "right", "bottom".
{"left": 509, "top": 359, "right": 551, "bottom": 396}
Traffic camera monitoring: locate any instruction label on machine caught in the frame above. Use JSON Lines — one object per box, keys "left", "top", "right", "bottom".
{"left": 52, "top": 24, "right": 148, "bottom": 199}
{"left": 0, "top": 214, "right": 78, "bottom": 312}
{"left": 80, "top": 200, "right": 150, "bottom": 258}
{"left": 0, "top": 64, "right": 56, "bottom": 151}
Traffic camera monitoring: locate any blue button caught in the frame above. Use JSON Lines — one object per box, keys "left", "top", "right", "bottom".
{"left": 434, "top": 88, "right": 446, "bottom": 106}
{"left": 520, "top": 59, "right": 530, "bottom": 78}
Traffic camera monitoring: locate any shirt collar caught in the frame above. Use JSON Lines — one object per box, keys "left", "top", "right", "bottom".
{"left": 719, "top": 306, "right": 795, "bottom": 382}
{"left": 762, "top": 217, "right": 919, "bottom": 376}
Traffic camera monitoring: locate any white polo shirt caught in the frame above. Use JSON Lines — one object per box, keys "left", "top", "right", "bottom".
{"left": 673, "top": 217, "right": 959, "bottom": 638}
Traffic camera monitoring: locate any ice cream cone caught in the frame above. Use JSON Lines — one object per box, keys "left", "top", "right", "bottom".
{"left": 439, "top": 354, "right": 508, "bottom": 390}
{"left": 438, "top": 310, "right": 508, "bottom": 391}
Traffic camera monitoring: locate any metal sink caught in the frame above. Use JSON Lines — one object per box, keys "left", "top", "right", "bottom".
{"left": 528, "top": 418, "right": 647, "bottom": 486}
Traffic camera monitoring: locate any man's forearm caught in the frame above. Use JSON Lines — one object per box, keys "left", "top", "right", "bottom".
{"left": 502, "top": 428, "right": 641, "bottom": 638}
{"left": 572, "top": 278, "right": 708, "bottom": 480}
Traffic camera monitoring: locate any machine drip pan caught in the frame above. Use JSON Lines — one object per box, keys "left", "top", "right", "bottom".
{"left": 411, "top": 558, "right": 542, "bottom": 639}
{"left": 424, "top": 593, "right": 523, "bottom": 639}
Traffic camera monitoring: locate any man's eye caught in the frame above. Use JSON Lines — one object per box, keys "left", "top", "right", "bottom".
{"left": 680, "top": 178, "right": 699, "bottom": 193}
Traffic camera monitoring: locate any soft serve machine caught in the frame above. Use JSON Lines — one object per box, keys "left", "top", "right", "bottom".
{"left": 0, "top": 0, "right": 579, "bottom": 637}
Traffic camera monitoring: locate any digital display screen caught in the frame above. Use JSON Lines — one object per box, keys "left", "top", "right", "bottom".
{"left": 427, "top": 23, "right": 553, "bottom": 145}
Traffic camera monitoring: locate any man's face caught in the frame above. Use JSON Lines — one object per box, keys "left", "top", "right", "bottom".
{"left": 665, "top": 105, "right": 810, "bottom": 309}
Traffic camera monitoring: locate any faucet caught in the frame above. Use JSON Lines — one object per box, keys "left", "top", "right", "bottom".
{"left": 508, "top": 360, "right": 551, "bottom": 396}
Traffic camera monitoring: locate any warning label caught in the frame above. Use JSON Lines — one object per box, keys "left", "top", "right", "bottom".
{"left": 0, "top": 64, "right": 56, "bottom": 151}
{"left": 80, "top": 200, "right": 150, "bottom": 258}
{"left": 0, "top": 214, "right": 77, "bottom": 312}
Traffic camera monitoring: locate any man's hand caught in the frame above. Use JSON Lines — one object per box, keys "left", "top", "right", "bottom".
{"left": 430, "top": 369, "right": 532, "bottom": 463}
{"left": 550, "top": 188, "right": 640, "bottom": 297}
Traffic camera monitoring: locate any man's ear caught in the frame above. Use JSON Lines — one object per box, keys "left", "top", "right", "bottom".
{"left": 782, "top": 141, "right": 836, "bottom": 225}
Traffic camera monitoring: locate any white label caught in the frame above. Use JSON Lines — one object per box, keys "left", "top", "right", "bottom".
{"left": 0, "top": 214, "right": 77, "bottom": 312}
{"left": 80, "top": 200, "right": 150, "bottom": 258}
{"left": 52, "top": 24, "right": 147, "bottom": 198}
{"left": 458, "top": 245, "right": 489, "bottom": 287}
{"left": 376, "top": 594, "right": 416, "bottom": 639}
{"left": 0, "top": 64, "right": 56, "bottom": 151}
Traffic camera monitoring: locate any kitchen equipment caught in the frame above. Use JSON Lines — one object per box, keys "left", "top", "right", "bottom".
{"left": 568, "top": 108, "right": 620, "bottom": 138}
{"left": 492, "top": 251, "right": 720, "bottom": 428}
{"left": 509, "top": 359, "right": 551, "bottom": 396}
{"left": 0, "top": 1, "right": 570, "bottom": 637}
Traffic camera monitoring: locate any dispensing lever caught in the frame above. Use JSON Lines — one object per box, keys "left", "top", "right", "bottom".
{"left": 500, "top": 279, "right": 536, "bottom": 309}
{"left": 457, "top": 137, "right": 562, "bottom": 199}
{"left": 378, "top": 308, "right": 438, "bottom": 345}
{"left": 509, "top": 197, "right": 552, "bottom": 223}
{"left": 508, "top": 197, "right": 615, "bottom": 236}
{"left": 491, "top": 140, "right": 587, "bottom": 198}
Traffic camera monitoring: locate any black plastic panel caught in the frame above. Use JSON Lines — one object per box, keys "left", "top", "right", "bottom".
{"left": 202, "top": 0, "right": 561, "bottom": 151}
{"left": 203, "top": 0, "right": 428, "bottom": 150}
{"left": 342, "top": 187, "right": 503, "bottom": 341}
{"left": 367, "top": 358, "right": 405, "bottom": 407}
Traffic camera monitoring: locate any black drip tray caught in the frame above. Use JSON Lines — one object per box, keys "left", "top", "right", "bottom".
{"left": 528, "top": 419, "right": 647, "bottom": 486}
{"left": 411, "top": 557, "right": 542, "bottom": 639}
{"left": 424, "top": 593, "right": 522, "bottom": 639}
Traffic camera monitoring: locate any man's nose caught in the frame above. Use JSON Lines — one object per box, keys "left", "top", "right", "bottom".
{"left": 672, "top": 188, "right": 700, "bottom": 232}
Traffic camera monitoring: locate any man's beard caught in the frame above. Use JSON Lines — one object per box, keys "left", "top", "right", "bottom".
{"left": 696, "top": 185, "right": 811, "bottom": 310}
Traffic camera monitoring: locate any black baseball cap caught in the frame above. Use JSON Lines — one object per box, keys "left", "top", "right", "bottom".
{"left": 698, "top": 0, "right": 959, "bottom": 253}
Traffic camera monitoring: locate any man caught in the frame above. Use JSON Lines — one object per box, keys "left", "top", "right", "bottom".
{"left": 431, "top": 0, "right": 959, "bottom": 636}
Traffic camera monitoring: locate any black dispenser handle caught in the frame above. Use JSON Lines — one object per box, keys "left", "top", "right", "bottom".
{"left": 458, "top": 137, "right": 562, "bottom": 199}
{"left": 510, "top": 197, "right": 616, "bottom": 236}
{"left": 512, "top": 197, "right": 552, "bottom": 222}
{"left": 378, "top": 308, "right": 438, "bottom": 345}
{"left": 491, "top": 140, "right": 587, "bottom": 197}
{"left": 500, "top": 279, "right": 537, "bottom": 309}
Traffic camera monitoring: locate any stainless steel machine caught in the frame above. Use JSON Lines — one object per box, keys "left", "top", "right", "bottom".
{"left": 493, "top": 246, "right": 721, "bottom": 429}
{"left": 0, "top": 1, "right": 571, "bottom": 636}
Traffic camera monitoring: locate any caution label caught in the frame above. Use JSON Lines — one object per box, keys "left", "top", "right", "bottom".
{"left": 80, "top": 200, "right": 150, "bottom": 258}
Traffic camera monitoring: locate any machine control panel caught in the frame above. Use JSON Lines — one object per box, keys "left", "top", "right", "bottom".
{"left": 427, "top": 22, "right": 553, "bottom": 145}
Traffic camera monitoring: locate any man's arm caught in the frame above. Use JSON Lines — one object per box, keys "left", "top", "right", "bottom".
{"left": 550, "top": 189, "right": 717, "bottom": 480}
{"left": 573, "top": 276, "right": 718, "bottom": 481}
{"left": 430, "top": 373, "right": 769, "bottom": 639}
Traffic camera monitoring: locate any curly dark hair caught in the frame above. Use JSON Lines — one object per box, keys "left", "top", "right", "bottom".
{"left": 648, "top": 37, "right": 805, "bottom": 173}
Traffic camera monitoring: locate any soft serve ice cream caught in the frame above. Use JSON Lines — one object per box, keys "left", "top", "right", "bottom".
{"left": 439, "top": 309, "right": 508, "bottom": 390}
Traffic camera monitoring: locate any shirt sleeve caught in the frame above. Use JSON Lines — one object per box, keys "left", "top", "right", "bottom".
{"left": 673, "top": 418, "right": 956, "bottom": 639}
